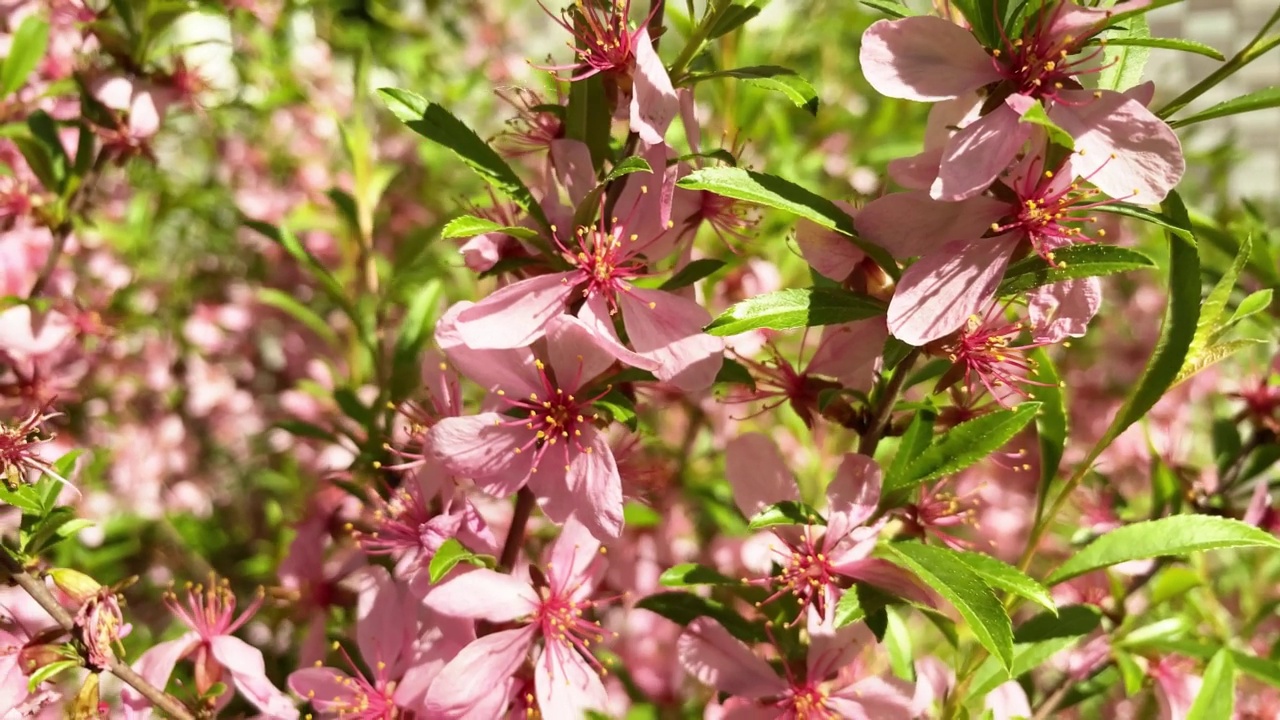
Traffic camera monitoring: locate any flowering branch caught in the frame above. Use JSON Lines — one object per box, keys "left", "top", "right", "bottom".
{"left": 857, "top": 348, "right": 920, "bottom": 456}
{"left": 26, "top": 149, "right": 109, "bottom": 298}
{"left": 0, "top": 551, "right": 196, "bottom": 720}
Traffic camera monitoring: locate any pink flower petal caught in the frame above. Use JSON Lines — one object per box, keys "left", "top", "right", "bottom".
{"left": 795, "top": 200, "right": 863, "bottom": 281}
{"left": 829, "top": 676, "right": 916, "bottom": 720}
{"left": 886, "top": 234, "right": 1020, "bottom": 346}
{"left": 678, "top": 618, "right": 786, "bottom": 698}
{"left": 856, "top": 191, "right": 1007, "bottom": 259}
{"left": 566, "top": 427, "right": 625, "bottom": 540}
{"left": 807, "top": 619, "right": 873, "bottom": 680}
{"left": 288, "top": 667, "right": 359, "bottom": 712}
{"left": 932, "top": 102, "right": 1031, "bottom": 201}
{"left": 860, "top": 17, "right": 1001, "bottom": 101}
{"left": 629, "top": 27, "right": 678, "bottom": 145}
{"left": 436, "top": 302, "right": 543, "bottom": 397}
{"left": 454, "top": 272, "right": 577, "bottom": 349}
{"left": 825, "top": 453, "right": 882, "bottom": 535}
{"left": 426, "top": 413, "right": 534, "bottom": 483}
{"left": 724, "top": 433, "right": 800, "bottom": 519}
{"left": 121, "top": 634, "right": 199, "bottom": 712}
{"left": 888, "top": 147, "right": 944, "bottom": 190}
{"left": 619, "top": 287, "right": 724, "bottom": 391}
{"left": 546, "top": 314, "right": 621, "bottom": 391}
{"left": 1051, "top": 89, "right": 1184, "bottom": 204}
{"left": 985, "top": 680, "right": 1032, "bottom": 720}
{"left": 209, "top": 636, "right": 299, "bottom": 719}
{"left": 426, "top": 568, "right": 539, "bottom": 621}
{"left": 551, "top": 139, "right": 597, "bottom": 208}
{"left": 535, "top": 644, "right": 610, "bottom": 719}
{"left": 1047, "top": 3, "right": 1115, "bottom": 40}
{"left": 352, "top": 566, "right": 407, "bottom": 670}
{"left": 1028, "top": 277, "right": 1101, "bottom": 342}
{"left": 806, "top": 318, "right": 887, "bottom": 393}
{"left": 577, "top": 294, "right": 663, "bottom": 372}
{"left": 425, "top": 627, "right": 538, "bottom": 718}
{"left": 836, "top": 557, "right": 935, "bottom": 607}
{"left": 546, "top": 516, "right": 604, "bottom": 595}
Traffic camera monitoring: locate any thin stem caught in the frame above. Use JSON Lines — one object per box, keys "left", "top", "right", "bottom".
{"left": 1158, "top": 5, "right": 1280, "bottom": 120}
{"left": 28, "top": 150, "right": 109, "bottom": 298}
{"left": 858, "top": 348, "right": 921, "bottom": 456}
{"left": 499, "top": 487, "right": 538, "bottom": 573}
{"left": 1030, "top": 677, "right": 1073, "bottom": 720}
{"left": 668, "top": 0, "right": 732, "bottom": 83}
{"left": 0, "top": 552, "right": 195, "bottom": 720}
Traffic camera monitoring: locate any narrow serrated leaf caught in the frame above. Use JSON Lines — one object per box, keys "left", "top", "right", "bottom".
{"left": 887, "top": 403, "right": 1040, "bottom": 496}
{"left": 705, "top": 288, "right": 885, "bottom": 336}
{"left": 747, "top": 501, "right": 826, "bottom": 530}
{"left": 1048, "top": 516, "right": 1280, "bottom": 585}
{"left": 950, "top": 549, "right": 1056, "bottom": 613}
{"left": 998, "top": 244, "right": 1155, "bottom": 295}
{"left": 1187, "top": 650, "right": 1235, "bottom": 720}
{"left": 1171, "top": 86, "right": 1280, "bottom": 128}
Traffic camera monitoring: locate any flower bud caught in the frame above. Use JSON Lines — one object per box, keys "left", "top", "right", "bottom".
{"left": 49, "top": 568, "right": 103, "bottom": 604}
{"left": 18, "top": 643, "right": 70, "bottom": 675}
{"left": 70, "top": 672, "right": 105, "bottom": 720}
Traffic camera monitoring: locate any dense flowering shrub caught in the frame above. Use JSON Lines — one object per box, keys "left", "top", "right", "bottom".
{"left": 1, "top": 0, "right": 1279, "bottom": 718}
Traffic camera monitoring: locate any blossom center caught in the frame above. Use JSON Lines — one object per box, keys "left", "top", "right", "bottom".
{"left": 782, "top": 682, "right": 838, "bottom": 720}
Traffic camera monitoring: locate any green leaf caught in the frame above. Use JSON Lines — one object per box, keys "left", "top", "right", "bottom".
{"left": 859, "top": 0, "right": 915, "bottom": 18}
{"left": 390, "top": 279, "right": 444, "bottom": 401}
{"left": 624, "top": 502, "right": 662, "bottom": 528}
{"left": 243, "top": 221, "right": 355, "bottom": 321}
{"left": 635, "top": 592, "right": 764, "bottom": 643}
{"left": 689, "top": 66, "right": 818, "bottom": 114}
{"left": 0, "top": 17, "right": 50, "bottom": 97}
{"left": 565, "top": 74, "right": 612, "bottom": 170}
{"left": 882, "top": 542, "right": 1014, "bottom": 670}
{"left": 834, "top": 586, "right": 866, "bottom": 628}
{"left": 1224, "top": 288, "right": 1273, "bottom": 329}
{"left": 1097, "top": 13, "right": 1150, "bottom": 91}
{"left": 707, "top": 4, "right": 763, "bottom": 39}
{"left": 1173, "top": 338, "right": 1267, "bottom": 387}
{"left": 747, "top": 501, "right": 826, "bottom": 530}
{"left": 1018, "top": 101, "right": 1074, "bottom": 149}
{"left": 1047, "top": 516, "right": 1280, "bottom": 585}
{"left": 1031, "top": 349, "right": 1066, "bottom": 522}
{"left": 949, "top": 548, "right": 1056, "bottom": 613}
{"left": 26, "top": 659, "right": 79, "bottom": 692}
{"left": 885, "top": 407, "right": 936, "bottom": 490}
{"left": 675, "top": 167, "right": 899, "bottom": 276}
{"left": 1070, "top": 191, "right": 1199, "bottom": 480}
{"left": 1187, "top": 650, "right": 1235, "bottom": 720}
{"left": 997, "top": 244, "right": 1155, "bottom": 295}
{"left": 704, "top": 288, "right": 886, "bottom": 336}
{"left": 0, "top": 486, "right": 42, "bottom": 515}
{"left": 661, "top": 259, "right": 726, "bottom": 291}
{"left": 885, "top": 403, "right": 1040, "bottom": 496}
{"left": 1101, "top": 36, "right": 1224, "bottom": 61}
{"left": 659, "top": 563, "right": 739, "bottom": 587}
{"left": 439, "top": 215, "right": 542, "bottom": 241}
{"left": 273, "top": 420, "right": 336, "bottom": 442}
{"left": 1170, "top": 86, "right": 1280, "bottom": 129}
{"left": 1185, "top": 235, "right": 1249, "bottom": 366}
{"left": 377, "top": 88, "right": 549, "bottom": 229}
{"left": 1014, "top": 604, "right": 1103, "bottom": 643}
{"left": 257, "top": 288, "right": 340, "bottom": 348}
{"left": 1095, "top": 202, "right": 1195, "bottom": 241}
{"left": 428, "top": 538, "right": 486, "bottom": 583}
{"left": 970, "top": 607, "right": 1101, "bottom": 696}
{"left": 714, "top": 357, "right": 756, "bottom": 389}
{"left": 595, "top": 389, "right": 638, "bottom": 431}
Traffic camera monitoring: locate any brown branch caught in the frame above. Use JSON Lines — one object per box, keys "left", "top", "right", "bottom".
{"left": 499, "top": 487, "right": 538, "bottom": 573}
{"left": 27, "top": 150, "right": 110, "bottom": 298}
{"left": 0, "top": 552, "right": 195, "bottom": 720}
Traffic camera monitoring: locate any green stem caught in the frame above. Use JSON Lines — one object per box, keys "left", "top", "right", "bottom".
{"left": 858, "top": 349, "right": 920, "bottom": 456}
{"left": 1158, "top": 5, "right": 1280, "bottom": 120}
{"left": 668, "top": 0, "right": 733, "bottom": 83}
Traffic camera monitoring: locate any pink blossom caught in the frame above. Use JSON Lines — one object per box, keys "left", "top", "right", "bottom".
{"left": 863, "top": 150, "right": 1107, "bottom": 345}
{"left": 1150, "top": 655, "right": 1202, "bottom": 720}
{"left": 726, "top": 435, "right": 930, "bottom": 625}
{"left": 453, "top": 148, "right": 723, "bottom": 392}
{"left": 860, "top": 3, "right": 1183, "bottom": 203}
{"left": 678, "top": 616, "right": 915, "bottom": 719}
{"left": 121, "top": 579, "right": 298, "bottom": 719}
{"left": 0, "top": 586, "right": 63, "bottom": 713}
{"left": 289, "top": 566, "right": 472, "bottom": 718}
{"left": 427, "top": 308, "right": 626, "bottom": 539}
{"left": 424, "top": 519, "right": 614, "bottom": 719}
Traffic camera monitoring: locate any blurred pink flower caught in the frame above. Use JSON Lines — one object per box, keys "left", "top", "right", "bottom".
{"left": 424, "top": 519, "right": 613, "bottom": 719}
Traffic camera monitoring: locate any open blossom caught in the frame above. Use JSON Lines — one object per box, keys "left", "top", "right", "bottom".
{"left": 860, "top": 148, "right": 1105, "bottom": 345}
{"left": 679, "top": 616, "right": 915, "bottom": 719}
{"left": 860, "top": 1, "right": 1184, "bottom": 203}
{"left": 289, "top": 566, "right": 472, "bottom": 718}
{"left": 454, "top": 145, "right": 723, "bottom": 391}
{"left": 427, "top": 307, "right": 626, "bottom": 539}
{"left": 539, "top": 1, "right": 677, "bottom": 144}
{"left": 424, "top": 518, "right": 615, "bottom": 719}
{"left": 122, "top": 578, "right": 298, "bottom": 719}
{"left": 726, "top": 435, "right": 930, "bottom": 626}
